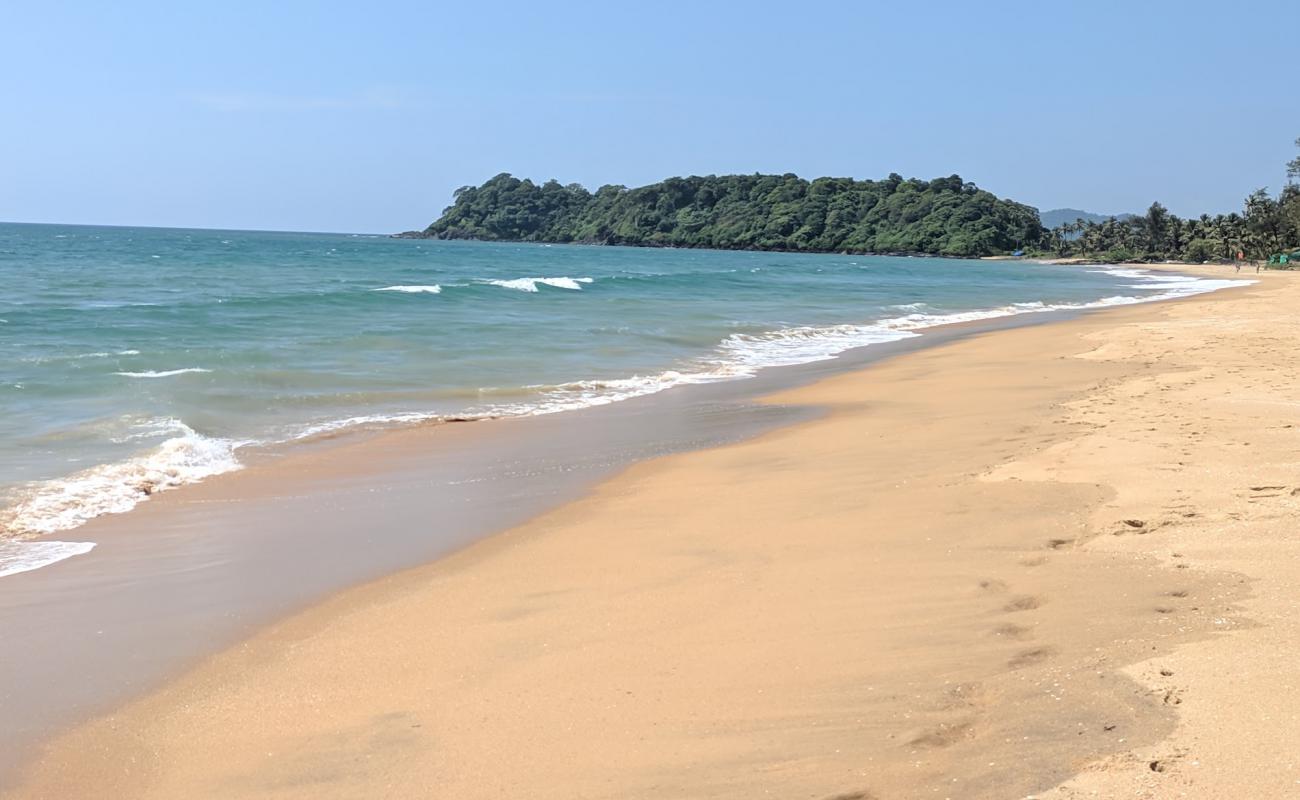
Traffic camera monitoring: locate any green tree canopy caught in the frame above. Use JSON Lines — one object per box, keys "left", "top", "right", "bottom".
{"left": 1037, "top": 137, "right": 1300, "bottom": 263}
{"left": 418, "top": 172, "right": 1044, "bottom": 257}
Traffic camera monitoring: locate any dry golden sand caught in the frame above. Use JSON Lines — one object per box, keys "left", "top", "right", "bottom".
{"left": 8, "top": 266, "right": 1299, "bottom": 799}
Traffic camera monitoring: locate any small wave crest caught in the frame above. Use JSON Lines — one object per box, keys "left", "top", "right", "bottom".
{"left": 113, "top": 368, "right": 211, "bottom": 378}
{"left": 289, "top": 411, "right": 447, "bottom": 440}
{"left": 0, "top": 422, "right": 243, "bottom": 537}
{"left": 483, "top": 276, "right": 594, "bottom": 292}
{"left": 498, "top": 372, "right": 713, "bottom": 415}
{"left": 374, "top": 285, "right": 442, "bottom": 294}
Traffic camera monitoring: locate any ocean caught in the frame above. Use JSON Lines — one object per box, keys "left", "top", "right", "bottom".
{"left": 0, "top": 222, "right": 1244, "bottom": 576}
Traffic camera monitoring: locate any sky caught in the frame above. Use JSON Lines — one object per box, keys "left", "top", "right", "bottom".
{"left": 3, "top": 1, "right": 1298, "bottom": 233}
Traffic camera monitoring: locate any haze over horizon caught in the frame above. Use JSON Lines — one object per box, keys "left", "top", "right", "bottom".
{"left": 4, "top": 0, "right": 1297, "bottom": 234}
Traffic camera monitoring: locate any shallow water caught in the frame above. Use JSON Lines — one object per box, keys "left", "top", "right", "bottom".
{"left": 0, "top": 222, "right": 1245, "bottom": 570}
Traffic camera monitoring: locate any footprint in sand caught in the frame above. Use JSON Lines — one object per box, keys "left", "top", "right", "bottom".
{"left": 1003, "top": 595, "right": 1044, "bottom": 612}
{"left": 987, "top": 621, "right": 1029, "bottom": 642}
{"left": 1007, "top": 646, "right": 1057, "bottom": 669}
{"left": 906, "top": 720, "right": 974, "bottom": 749}
{"left": 992, "top": 622, "right": 1033, "bottom": 640}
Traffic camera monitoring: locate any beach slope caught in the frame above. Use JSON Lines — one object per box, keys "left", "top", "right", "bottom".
{"left": 8, "top": 267, "right": 1297, "bottom": 799}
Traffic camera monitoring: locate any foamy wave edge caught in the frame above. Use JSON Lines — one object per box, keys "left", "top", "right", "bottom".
{"left": 0, "top": 421, "right": 244, "bottom": 543}
{"left": 0, "top": 540, "right": 95, "bottom": 578}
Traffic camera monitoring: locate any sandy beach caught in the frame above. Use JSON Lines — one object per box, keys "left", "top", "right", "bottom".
{"left": 6, "top": 264, "right": 1297, "bottom": 799}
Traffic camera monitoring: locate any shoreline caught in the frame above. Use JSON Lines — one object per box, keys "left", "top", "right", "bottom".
{"left": 0, "top": 259, "right": 1244, "bottom": 568}
{"left": 5, "top": 263, "right": 1291, "bottom": 797}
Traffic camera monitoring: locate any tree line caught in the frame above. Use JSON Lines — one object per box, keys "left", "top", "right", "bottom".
{"left": 1041, "top": 138, "right": 1300, "bottom": 263}
{"left": 411, "top": 172, "right": 1044, "bottom": 257}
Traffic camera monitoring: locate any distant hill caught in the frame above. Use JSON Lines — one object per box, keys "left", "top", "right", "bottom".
{"left": 409, "top": 172, "right": 1045, "bottom": 257}
{"left": 1039, "top": 208, "right": 1134, "bottom": 229}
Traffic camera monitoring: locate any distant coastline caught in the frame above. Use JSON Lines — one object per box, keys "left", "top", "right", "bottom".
{"left": 400, "top": 172, "right": 1044, "bottom": 258}
{"left": 390, "top": 231, "right": 1018, "bottom": 261}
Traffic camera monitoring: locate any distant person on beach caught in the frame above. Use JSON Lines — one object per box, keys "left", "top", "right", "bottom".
{"left": 1236, "top": 251, "right": 1244, "bottom": 273}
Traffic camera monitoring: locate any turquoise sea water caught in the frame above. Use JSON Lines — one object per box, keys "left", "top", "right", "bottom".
{"left": 0, "top": 222, "right": 1246, "bottom": 574}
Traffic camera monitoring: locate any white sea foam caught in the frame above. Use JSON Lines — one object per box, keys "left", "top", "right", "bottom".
{"left": 374, "top": 284, "right": 442, "bottom": 294}
{"left": 113, "top": 368, "right": 211, "bottom": 378}
{"left": 714, "top": 324, "right": 919, "bottom": 370}
{"left": 0, "top": 540, "right": 95, "bottom": 578}
{"left": 483, "top": 276, "right": 594, "bottom": 292}
{"left": 0, "top": 423, "right": 244, "bottom": 537}
{"left": 1094, "top": 266, "right": 1251, "bottom": 301}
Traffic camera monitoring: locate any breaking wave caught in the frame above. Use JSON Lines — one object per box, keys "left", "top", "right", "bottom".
{"left": 113, "top": 368, "right": 211, "bottom": 378}
{"left": 482, "top": 276, "right": 594, "bottom": 292}
{"left": 0, "top": 422, "right": 244, "bottom": 538}
{"left": 374, "top": 285, "right": 442, "bottom": 294}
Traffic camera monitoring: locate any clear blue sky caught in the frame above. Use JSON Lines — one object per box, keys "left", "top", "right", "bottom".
{"left": 3, "top": 1, "right": 1298, "bottom": 233}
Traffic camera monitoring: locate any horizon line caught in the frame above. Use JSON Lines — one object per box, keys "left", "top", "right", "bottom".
{"left": 0, "top": 219, "right": 393, "bottom": 237}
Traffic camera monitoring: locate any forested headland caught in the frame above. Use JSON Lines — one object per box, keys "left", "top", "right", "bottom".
{"left": 404, "top": 138, "right": 1300, "bottom": 263}
{"left": 405, "top": 173, "right": 1044, "bottom": 257}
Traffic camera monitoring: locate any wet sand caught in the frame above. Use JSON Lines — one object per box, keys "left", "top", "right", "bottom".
{"left": 8, "top": 265, "right": 1298, "bottom": 799}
